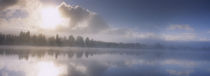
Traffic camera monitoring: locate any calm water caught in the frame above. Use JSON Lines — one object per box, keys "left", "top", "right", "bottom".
{"left": 0, "top": 46, "right": 210, "bottom": 76}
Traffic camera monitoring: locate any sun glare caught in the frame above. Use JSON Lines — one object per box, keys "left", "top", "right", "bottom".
{"left": 40, "top": 6, "right": 63, "bottom": 29}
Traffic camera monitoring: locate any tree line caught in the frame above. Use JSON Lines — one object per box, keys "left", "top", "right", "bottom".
{"left": 0, "top": 31, "right": 145, "bottom": 48}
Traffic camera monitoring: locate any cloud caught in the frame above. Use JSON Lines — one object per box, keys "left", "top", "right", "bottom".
{"left": 85, "top": 14, "right": 109, "bottom": 33}
{"left": 162, "top": 33, "right": 196, "bottom": 41}
{"left": 0, "top": 0, "right": 42, "bottom": 33}
{"left": 0, "top": 0, "right": 19, "bottom": 10}
{"left": 208, "top": 31, "right": 210, "bottom": 34}
{"left": 0, "top": 0, "right": 29, "bottom": 21}
{"left": 0, "top": 0, "right": 110, "bottom": 35}
{"left": 167, "top": 24, "right": 194, "bottom": 31}
{"left": 58, "top": 2, "right": 91, "bottom": 27}
{"left": 92, "top": 28, "right": 163, "bottom": 43}
{"left": 57, "top": 2, "right": 109, "bottom": 34}
{"left": 0, "top": 0, "right": 205, "bottom": 42}
{"left": 126, "top": 31, "right": 158, "bottom": 39}
{"left": 98, "top": 27, "right": 197, "bottom": 42}
{"left": 199, "top": 38, "right": 210, "bottom": 41}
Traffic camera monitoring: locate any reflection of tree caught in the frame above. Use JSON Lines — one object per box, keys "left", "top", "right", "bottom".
{"left": 0, "top": 31, "right": 145, "bottom": 48}
{"left": 76, "top": 51, "right": 83, "bottom": 58}
{"left": 0, "top": 47, "right": 148, "bottom": 60}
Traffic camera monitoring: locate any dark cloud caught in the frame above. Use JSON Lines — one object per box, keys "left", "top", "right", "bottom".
{"left": 0, "top": 9, "right": 28, "bottom": 19}
{"left": 85, "top": 14, "right": 109, "bottom": 33}
{"left": 58, "top": 2, "right": 109, "bottom": 33}
{"left": 59, "top": 2, "right": 91, "bottom": 27}
{"left": 40, "top": 0, "right": 64, "bottom": 6}
{"left": 0, "top": 0, "right": 19, "bottom": 10}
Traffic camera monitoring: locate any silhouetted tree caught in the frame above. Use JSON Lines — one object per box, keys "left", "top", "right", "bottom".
{"left": 76, "top": 36, "right": 85, "bottom": 47}
{"left": 56, "top": 34, "right": 62, "bottom": 46}
{"left": 5, "top": 34, "right": 15, "bottom": 44}
{"left": 37, "top": 34, "right": 46, "bottom": 45}
{"left": 62, "top": 36, "right": 68, "bottom": 46}
{"left": 0, "top": 31, "right": 145, "bottom": 48}
{"left": 85, "top": 37, "right": 91, "bottom": 47}
{"left": 30, "top": 35, "right": 38, "bottom": 45}
{"left": 89, "top": 39, "right": 96, "bottom": 47}
{"left": 68, "top": 35, "right": 75, "bottom": 46}
{"left": 48, "top": 37, "right": 56, "bottom": 46}
{"left": 18, "top": 31, "right": 30, "bottom": 44}
{"left": 0, "top": 33, "right": 5, "bottom": 44}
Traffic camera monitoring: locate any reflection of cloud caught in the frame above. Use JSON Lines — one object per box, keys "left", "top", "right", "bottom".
{"left": 0, "top": 68, "right": 24, "bottom": 76}
{"left": 37, "top": 61, "right": 67, "bottom": 76}
{"left": 162, "top": 59, "right": 196, "bottom": 67}
{"left": 125, "top": 59, "right": 158, "bottom": 66}
{"left": 166, "top": 69, "right": 193, "bottom": 76}
{"left": 1, "top": 48, "right": 210, "bottom": 76}
{"left": 0, "top": 59, "right": 25, "bottom": 76}
{"left": 66, "top": 60, "right": 108, "bottom": 76}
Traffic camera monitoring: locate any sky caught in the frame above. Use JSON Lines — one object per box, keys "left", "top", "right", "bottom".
{"left": 0, "top": 0, "right": 210, "bottom": 43}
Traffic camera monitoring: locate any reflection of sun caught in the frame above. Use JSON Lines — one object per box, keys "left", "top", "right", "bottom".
{"left": 40, "top": 6, "right": 63, "bottom": 29}
{"left": 37, "top": 61, "right": 61, "bottom": 76}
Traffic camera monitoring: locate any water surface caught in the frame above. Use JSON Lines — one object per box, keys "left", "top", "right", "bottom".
{"left": 0, "top": 46, "right": 210, "bottom": 76}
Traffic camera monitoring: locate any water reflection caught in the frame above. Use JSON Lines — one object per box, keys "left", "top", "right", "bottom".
{"left": 0, "top": 46, "right": 150, "bottom": 60}
{"left": 37, "top": 61, "right": 65, "bottom": 76}
{"left": 0, "top": 46, "right": 210, "bottom": 76}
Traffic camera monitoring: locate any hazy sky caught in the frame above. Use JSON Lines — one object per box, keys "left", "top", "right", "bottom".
{"left": 0, "top": 0, "right": 210, "bottom": 42}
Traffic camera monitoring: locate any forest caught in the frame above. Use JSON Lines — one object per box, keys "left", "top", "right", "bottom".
{"left": 0, "top": 31, "right": 145, "bottom": 48}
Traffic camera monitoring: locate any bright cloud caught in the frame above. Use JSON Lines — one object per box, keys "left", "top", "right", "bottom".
{"left": 0, "top": 0, "right": 209, "bottom": 42}
{"left": 0, "top": 0, "right": 110, "bottom": 38}
{"left": 162, "top": 33, "right": 196, "bottom": 41}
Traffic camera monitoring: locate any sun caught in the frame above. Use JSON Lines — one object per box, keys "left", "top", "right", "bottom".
{"left": 40, "top": 6, "right": 63, "bottom": 29}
